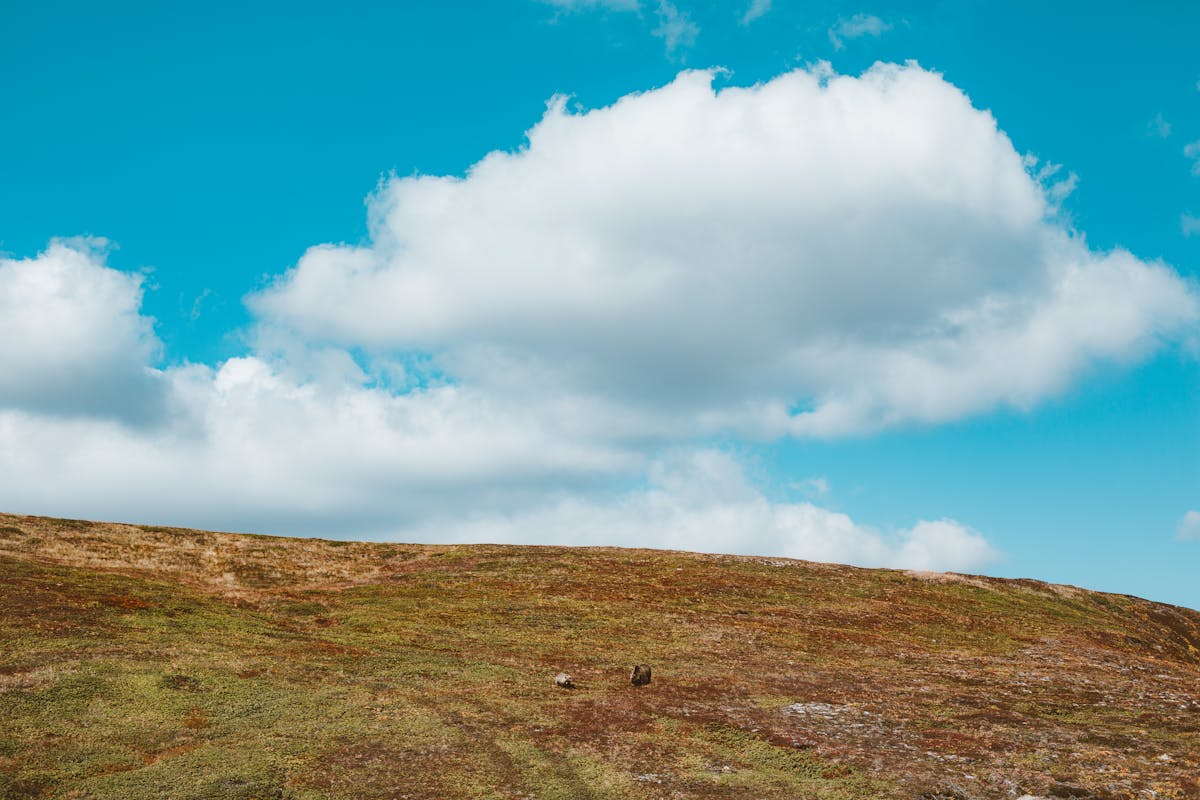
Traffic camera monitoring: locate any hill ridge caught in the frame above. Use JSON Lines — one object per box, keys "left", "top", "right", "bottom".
{"left": 1, "top": 513, "right": 1197, "bottom": 799}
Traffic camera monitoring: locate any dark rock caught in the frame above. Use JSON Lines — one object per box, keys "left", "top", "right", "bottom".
{"left": 630, "top": 664, "right": 652, "bottom": 686}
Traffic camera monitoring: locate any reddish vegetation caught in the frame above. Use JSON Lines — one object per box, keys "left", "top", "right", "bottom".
{"left": 0, "top": 512, "right": 1198, "bottom": 799}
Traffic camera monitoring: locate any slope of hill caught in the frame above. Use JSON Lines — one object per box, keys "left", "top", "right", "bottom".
{"left": 1, "top": 513, "right": 1197, "bottom": 800}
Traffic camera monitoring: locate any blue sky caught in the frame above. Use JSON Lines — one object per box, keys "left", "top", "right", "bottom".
{"left": 2, "top": 1, "right": 1198, "bottom": 607}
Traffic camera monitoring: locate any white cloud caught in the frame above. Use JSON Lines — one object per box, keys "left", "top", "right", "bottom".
{"left": 1, "top": 63, "right": 1195, "bottom": 575}
{"left": 0, "top": 240, "right": 165, "bottom": 423}
{"left": 1046, "top": 171, "right": 1079, "bottom": 205}
{"left": 188, "top": 288, "right": 215, "bottom": 322}
{"left": 1147, "top": 112, "right": 1172, "bottom": 139}
{"left": 539, "top": 0, "right": 696, "bottom": 57}
{"left": 828, "top": 13, "right": 891, "bottom": 50}
{"left": 785, "top": 246, "right": 1193, "bottom": 435}
{"left": 652, "top": 0, "right": 698, "bottom": 53}
{"left": 1025, "top": 156, "right": 1078, "bottom": 209}
{"left": 542, "top": 0, "right": 641, "bottom": 10}
{"left": 1177, "top": 510, "right": 1200, "bottom": 541}
{"left": 794, "top": 476, "right": 830, "bottom": 498}
{"left": 254, "top": 64, "right": 1196, "bottom": 438}
{"left": 1186, "top": 140, "right": 1200, "bottom": 176}
{"left": 0, "top": 353, "right": 643, "bottom": 536}
{"left": 0, "top": 356, "right": 996, "bottom": 572}
{"left": 1183, "top": 214, "right": 1200, "bottom": 238}
{"left": 403, "top": 450, "right": 999, "bottom": 572}
{"left": 740, "top": 0, "right": 772, "bottom": 25}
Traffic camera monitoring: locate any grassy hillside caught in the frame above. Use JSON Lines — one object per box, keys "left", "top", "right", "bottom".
{"left": 1, "top": 513, "right": 1198, "bottom": 800}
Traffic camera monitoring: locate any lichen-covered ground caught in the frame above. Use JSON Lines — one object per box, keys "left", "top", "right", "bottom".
{"left": 1, "top": 513, "right": 1197, "bottom": 800}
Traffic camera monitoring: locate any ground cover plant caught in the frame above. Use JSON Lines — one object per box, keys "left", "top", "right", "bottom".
{"left": 1, "top": 513, "right": 1197, "bottom": 799}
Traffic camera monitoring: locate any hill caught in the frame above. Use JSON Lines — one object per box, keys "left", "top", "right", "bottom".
{"left": 1, "top": 513, "right": 1198, "bottom": 800}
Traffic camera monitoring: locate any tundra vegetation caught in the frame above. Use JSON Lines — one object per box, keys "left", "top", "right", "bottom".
{"left": 0, "top": 514, "right": 1197, "bottom": 799}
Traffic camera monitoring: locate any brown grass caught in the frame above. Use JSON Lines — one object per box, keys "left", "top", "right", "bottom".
{"left": 0, "top": 512, "right": 1197, "bottom": 800}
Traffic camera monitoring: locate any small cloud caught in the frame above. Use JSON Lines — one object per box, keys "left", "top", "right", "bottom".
{"left": 1183, "top": 214, "right": 1200, "bottom": 237}
{"left": 549, "top": 0, "right": 695, "bottom": 56}
{"left": 740, "top": 0, "right": 771, "bottom": 25}
{"left": 1185, "top": 140, "right": 1200, "bottom": 176}
{"left": 1047, "top": 171, "right": 1079, "bottom": 205}
{"left": 792, "top": 476, "right": 830, "bottom": 498}
{"left": 1176, "top": 510, "right": 1200, "bottom": 541}
{"left": 188, "top": 288, "right": 214, "bottom": 322}
{"left": 1147, "top": 112, "right": 1172, "bottom": 139}
{"left": 828, "top": 13, "right": 891, "bottom": 50}
{"left": 542, "top": 0, "right": 641, "bottom": 10}
{"left": 652, "top": 0, "right": 699, "bottom": 54}
{"left": 1028, "top": 157, "right": 1078, "bottom": 208}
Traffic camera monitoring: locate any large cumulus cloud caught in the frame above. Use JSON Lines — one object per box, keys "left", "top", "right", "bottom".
{"left": 2, "top": 63, "right": 1195, "bottom": 573}
{"left": 251, "top": 63, "right": 1196, "bottom": 437}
